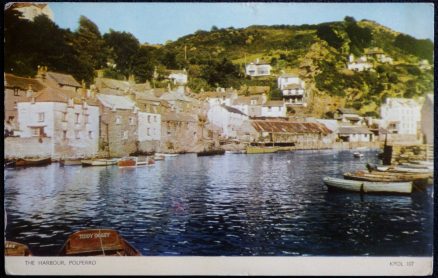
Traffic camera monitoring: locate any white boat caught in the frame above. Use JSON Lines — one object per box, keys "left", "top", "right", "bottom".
{"left": 81, "top": 159, "right": 118, "bottom": 167}
{"left": 353, "top": 152, "right": 364, "bottom": 158}
{"left": 155, "top": 153, "right": 178, "bottom": 157}
{"left": 323, "top": 177, "right": 413, "bottom": 194}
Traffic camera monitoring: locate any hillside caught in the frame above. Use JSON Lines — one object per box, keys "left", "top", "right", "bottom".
{"left": 160, "top": 17, "right": 434, "bottom": 117}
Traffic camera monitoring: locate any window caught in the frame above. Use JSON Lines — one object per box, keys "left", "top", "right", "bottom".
{"left": 75, "top": 130, "right": 80, "bottom": 139}
{"left": 38, "top": 112, "right": 45, "bottom": 122}
{"left": 123, "top": 131, "right": 128, "bottom": 139}
{"left": 129, "top": 117, "right": 135, "bottom": 125}
{"left": 147, "top": 115, "right": 151, "bottom": 123}
{"left": 75, "top": 113, "right": 80, "bottom": 124}
{"left": 63, "top": 130, "right": 67, "bottom": 140}
{"left": 13, "top": 88, "right": 19, "bottom": 96}
{"left": 116, "top": 116, "right": 121, "bottom": 124}
{"left": 32, "top": 128, "right": 40, "bottom": 137}
{"left": 154, "top": 116, "right": 157, "bottom": 122}
{"left": 88, "top": 131, "right": 93, "bottom": 139}
{"left": 8, "top": 116, "right": 14, "bottom": 122}
{"left": 147, "top": 128, "right": 150, "bottom": 136}
{"left": 84, "top": 115, "right": 89, "bottom": 124}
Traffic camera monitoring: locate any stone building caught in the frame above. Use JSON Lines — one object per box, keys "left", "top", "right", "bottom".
{"left": 8, "top": 2, "right": 54, "bottom": 21}
{"left": 207, "top": 105, "right": 249, "bottom": 139}
{"left": 4, "top": 73, "right": 45, "bottom": 134}
{"left": 421, "top": 94, "right": 434, "bottom": 145}
{"left": 97, "top": 94, "right": 139, "bottom": 157}
{"left": 160, "top": 112, "right": 201, "bottom": 153}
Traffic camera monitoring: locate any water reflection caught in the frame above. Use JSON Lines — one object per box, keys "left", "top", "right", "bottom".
{"left": 4, "top": 149, "right": 433, "bottom": 256}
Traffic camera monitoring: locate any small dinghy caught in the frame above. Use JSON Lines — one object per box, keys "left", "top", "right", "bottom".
{"left": 58, "top": 229, "right": 141, "bottom": 256}
{"left": 353, "top": 152, "right": 364, "bottom": 158}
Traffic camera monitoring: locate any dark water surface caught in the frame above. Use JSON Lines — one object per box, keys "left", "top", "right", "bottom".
{"left": 4, "top": 149, "right": 433, "bottom": 256}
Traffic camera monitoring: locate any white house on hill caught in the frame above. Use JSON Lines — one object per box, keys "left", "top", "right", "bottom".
{"left": 380, "top": 98, "right": 421, "bottom": 135}
{"left": 245, "top": 59, "right": 272, "bottom": 77}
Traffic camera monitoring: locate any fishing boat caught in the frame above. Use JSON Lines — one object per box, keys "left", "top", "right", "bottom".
{"left": 197, "top": 149, "right": 226, "bottom": 156}
{"left": 81, "top": 159, "right": 118, "bottom": 167}
{"left": 5, "top": 241, "right": 32, "bottom": 256}
{"left": 344, "top": 170, "right": 429, "bottom": 187}
{"left": 58, "top": 229, "right": 141, "bottom": 256}
{"left": 246, "top": 146, "right": 279, "bottom": 154}
{"left": 14, "top": 157, "right": 51, "bottom": 167}
{"left": 323, "top": 177, "right": 413, "bottom": 194}
{"left": 353, "top": 152, "right": 364, "bottom": 158}
{"left": 225, "top": 150, "right": 246, "bottom": 154}
{"left": 59, "top": 159, "right": 83, "bottom": 167}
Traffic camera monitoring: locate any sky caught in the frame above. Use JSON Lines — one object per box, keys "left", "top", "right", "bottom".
{"left": 49, "top": 2, "right": 434, "bottom": 45}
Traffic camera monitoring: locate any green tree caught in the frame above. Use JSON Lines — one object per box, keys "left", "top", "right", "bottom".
{"left": 104, "top": 30, "right": 140, "bottom": 78}
{"left": 316, "top": 25, "right": 343, "bottom": 49}
{"left": 132, "top": 45, "right": 156, "bottom": 83}
{"left": 74, "top": 16, "right": 108, "bottom": 82}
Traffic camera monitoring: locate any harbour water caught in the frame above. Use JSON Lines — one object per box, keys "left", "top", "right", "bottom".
{"left": 4, "top": 149, "right": 433, "bottom": 256}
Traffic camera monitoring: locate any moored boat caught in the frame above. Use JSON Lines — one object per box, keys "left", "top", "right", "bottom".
{"left": 376, "top": 166, "right": 433, "bottom": 174}
{"left": 14, "top": 157, "right": 51, "bottom": 167}
{"left": 117, "top": 157, "right": 138, "bottom": 168}
{"left": 353, "top": 152, "right": 364, "bottom": 158}
{"left": 153, "top": 154, "right": 165, "bottom": 160}
{"left": 5, "top": 241, "right": 32, "bottom": 256}
{"left": 246, "top": 146, "right": 279, "bottom": 154}
{"left": 58, "top": 229, "right": 141, "bottom": 256}
{"left": 398, "top": 163, "right": 433, "bottom": 170}
{"left": 323, "top": 177, "right": 413, "bottom": 194}
{"left": 344, "top": 170, "right": 429, "bottom": 187}
{"left": 197, "top": 149, "right": 226, "bottom": 156}
{"left": 408, "top": 160, "right": 434, "bottom": 166}
{"left": 155, "top": 153, "right": 178, "bottom": 157}
{"left": 81, "top": 159, "right": 118, "bottom": 167}
{"left": 60, "top": 159, "right": 83, "bottom": 167}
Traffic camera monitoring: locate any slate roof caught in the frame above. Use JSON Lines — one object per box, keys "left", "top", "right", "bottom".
{"left": 337, "top": 108, "right": 359, "bottom": 115}
{"left": 135, "top": 91, "right": 161, "bottom": 102}
{"left": 97, "top": 78, "right": 131, "bottom": 91}
{"left": 46, "top": 72, "right": 81, "bottom": 88}
{"left": 34, "top": 87, "right": 77, "bottom": 103}
{"left": 222, "top": 105, "right": 247, "bottom": 116}
{"left": 4, "top": 73, "right": 45, "bottom": 91}
{"left": 97, "top": 94, "right": 136, "bottom": 110}
{"left": 251, "top": 120, "right": 332, "bottom": 135}
{"left": 338, "top": 126, "right": 373, "bottom": 134}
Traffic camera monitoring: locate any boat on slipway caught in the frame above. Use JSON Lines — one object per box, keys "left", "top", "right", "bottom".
{"left": 323, "top": 177, "right": 413, "bottom": 194}
{"left": 81, "top": 159, "right": 118, "bottom": 167}
{"left": 58, "top": 229, "right": 141, "bottom": 256}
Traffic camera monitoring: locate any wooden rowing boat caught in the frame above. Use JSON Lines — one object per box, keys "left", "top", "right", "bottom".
{"left": 409, "top": 160, "right": 434, "bottom": 166}
{"left": 376, "top": 166, "right": 433, "bottom": 174}
{"left": 398, "top": 163, "right": 433, "bottom": 170}
{"left": 58, "top": 229, "right": 141, "bottom": 256}
{"left": 323, "top": 177, "right": 412, "bottom": 194}
{"left": 81, "top": 159, "right": 118, "bottom": 167}
{"left": 5, "top": 241, "right": 32, "bottom": 256}
{"left": 14, "top": 157, "right": 51, "bottom": 167}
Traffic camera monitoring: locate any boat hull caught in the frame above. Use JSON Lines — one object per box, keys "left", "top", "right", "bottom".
{"left": 344, "top": 171, "right": 429, "bottom": 187}
{"left": 246, "top": 146, "right": 279, "bottom": 154}
{"left": 14, "top": 158, "right": 51, "bottom": 167}
{"left": 58, "top": 229, "right": 141, "bottom": 256}
{"left": 197, "top": 149, "right": 225, "bottom": 156}
{"left": 5, "top": 241, "right": 32, "bottom": 256}
{"left": 82, "top": 159, "right": 118, "bottom": 167}
{"left": 323, "top": 177, "right": 412, "bottom": 194}
{"left": 60, "top": 159, "right": 83, "bottom": 166}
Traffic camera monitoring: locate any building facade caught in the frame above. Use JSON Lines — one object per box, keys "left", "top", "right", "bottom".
{"left": 380, "top": 98, "right": 421, "bottom": 135}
